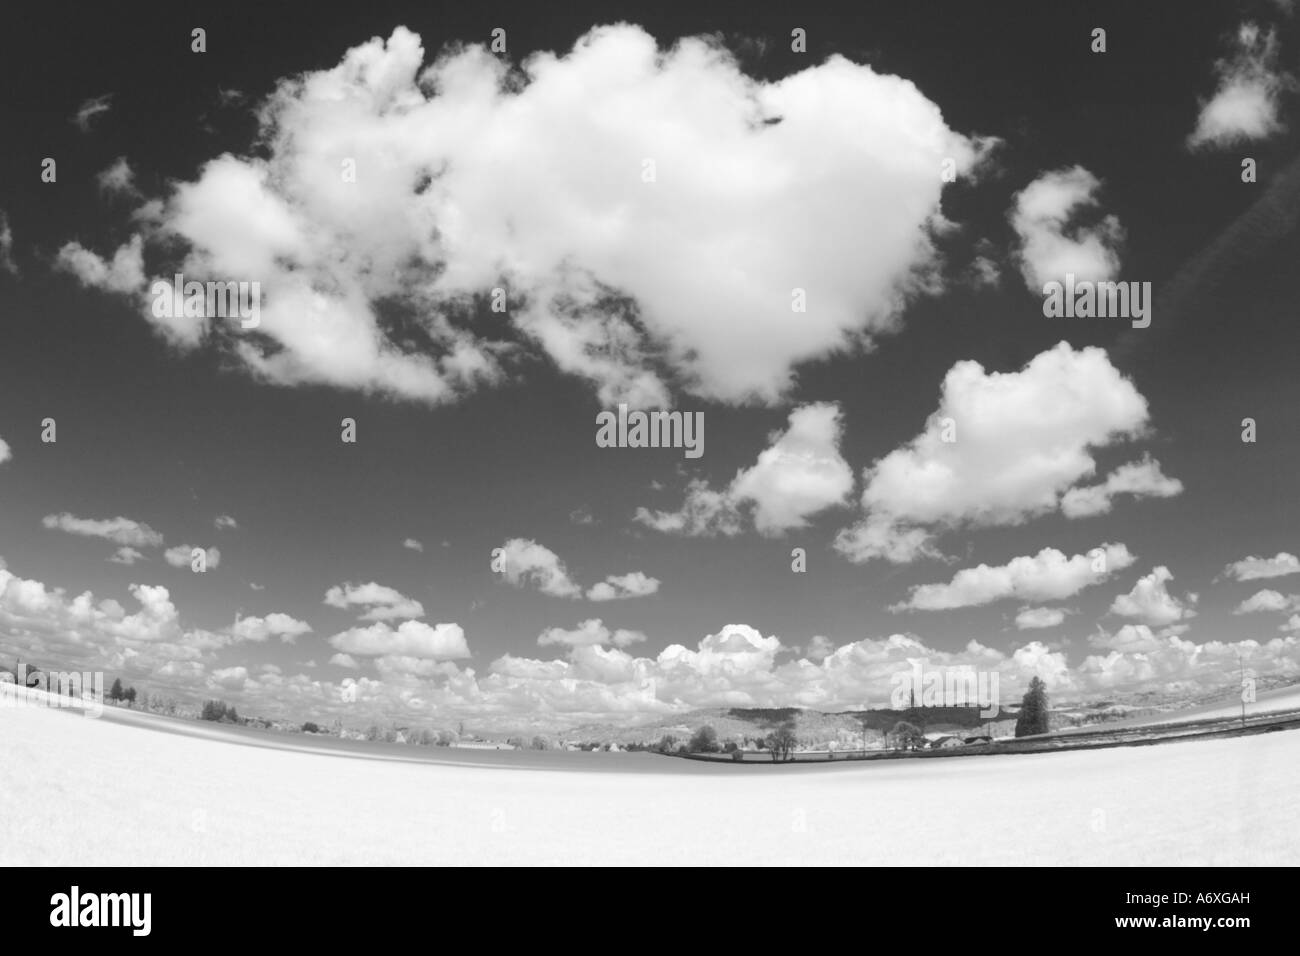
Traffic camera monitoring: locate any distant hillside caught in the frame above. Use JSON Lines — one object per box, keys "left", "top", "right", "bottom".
{"left": 560, "top": 703, "right": 1013, "bottom": 749}
{"left": 349, "top": 676, "right": 1300, "bottom": 746}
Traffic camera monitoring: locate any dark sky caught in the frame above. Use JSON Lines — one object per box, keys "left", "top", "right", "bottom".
{"left": 1, "top": 0, "right": 1298, "bottom": 730}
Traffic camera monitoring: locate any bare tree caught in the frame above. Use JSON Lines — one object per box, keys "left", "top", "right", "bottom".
{"left": 766, "top": 721, "right": 797, "bottom": 761}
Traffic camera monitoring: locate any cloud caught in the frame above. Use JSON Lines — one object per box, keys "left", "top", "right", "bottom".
{"left": 1188, "top": 23, "right": 1292, "bottom": 150}
{"left": 1089, "top": 624, "right": 1181, "bottom": 654}
{"left": 163, "top": 545, "right": 221, "bottom": 570}
{"left": 653, "top": 623, "right": 783, "bottom": 682}
{"left": 0, "top": 435, "right": 10, "bottom": 465}
{"left": 1247, "top": 591, "right": 1293, "bottom": 613}
{"left": 637, "top": 402, "right": 853, "bottom": 536}
{"left": 727, "top": 403, "right": 855, "bottom": 534}
{"left": 585, "top": 572, "right": 660, "bottom": 602}
{"left": 56, "top": 24, "right": 991, "bottom": 406}
{"left": 329, "top": 620, "right": 469, "bottom": 660}
{"left": 55, "top": 235, "right": 146, "bottom": 295}
{"left": 373, "top": 656, "right": 467, "bottom": 679}
{"left": 1059, "top": 456, "right": 1183, "bottom": 518}
{"left": 634, "top": 479, "right": 743, "bottom": 537}
{"left": 323, "top": 581, "right": 424, "bottom": 620}
{"left": 471, "top": 621, "right": 1300, "bottom": 725}
{"left": 72, "top": 94, "right": 113, "bottom": 132}
{"left": 0, "top": 560, "right": 229, "bottom": 687}
{"left": 1015, "top": 606, "right": 1068, "bottom": 630}
{"left": 833, "top": 513, "right": 943, "bottom": 565}
{"left": 7, "top": 553, "right": 1300, "bottom": 729}
{"left": 803, "top": 634, "right": 836, "bottom": 662}
{"left": 108, "top": 547, "right": 145, "bottom": 566}
{"left": 1010, "top": 166, "right": 1123, "bottom": 290}
{"left": 1109, "top": 566, "right": 1197, "bottom": 626}
{"left": 402, "top": 537, "right": 424, "bottom": 552}
{"left": 1073, "top": 628, "right": 1300, "bottom": 696}
{"left": 210, "top": 666, "right": 249, "bottom": 691}
{"left": 537, "top": 618, "right": 647, "bottom": 648}
{"left": 1234, "top": 589, "right": 1300, "bottom": 614}
{"left": 42, "top": 513, "right": 164, "bottom": 549}
{"left": 97, "top": 157, "right": 140, "bottom": 196}
{"left": 894, "top": 543, "right": 1134, "bottom": 611}
{"left": 214, "top": 515, "right": 239, "bottom": 530}
{"left": 496, "top": 538, "right": 582, "bottom": 598}
{"left": 495, "top": 538, "right": 657, "bottom": 603}
{"left": 0, "top": 212, "right": 16, "bottom": 276}
{"left": 1221, "top": 552, "right": 1300, "bottom": 581}
{"left": 231, "top": 613, "right": 313, "bottom": 644}
{"left": 835, "top": 343, "right": 1152, "bottom": 563}
{"left": 965, "top": 254, "right": 1001, "bottom": 289}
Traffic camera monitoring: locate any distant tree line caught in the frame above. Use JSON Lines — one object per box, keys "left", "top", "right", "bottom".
{"left": 888, "top": 721, "right": 926, "bottom": 751}
{"left": 666, "top": 721, "right": 802, "bottom": 761}
{"left": 201, "top": 700, "right": 241, "bottom": 724}
{"left": 108, "top": 678, "right": 137, "bottom": 704}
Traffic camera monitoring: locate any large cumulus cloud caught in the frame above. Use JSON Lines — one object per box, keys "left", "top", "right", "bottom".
{"left": 56, "top": 24, "right": 991, "bottom": 406}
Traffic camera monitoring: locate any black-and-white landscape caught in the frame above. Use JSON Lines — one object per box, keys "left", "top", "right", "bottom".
{"left": 1, "top": 0, "right": 1298, "bottom": 868}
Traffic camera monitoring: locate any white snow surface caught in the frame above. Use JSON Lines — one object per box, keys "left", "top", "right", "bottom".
{"left": 3, "top": 697, "right": 1298, "bottom": 865}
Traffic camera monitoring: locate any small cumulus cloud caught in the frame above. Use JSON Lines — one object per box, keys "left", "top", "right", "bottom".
{"left": 1188, "top": 23, "right": 1293, "bottom": 150}
{"left": 1109, "top": 566, "right": 1197, "bottom": 627}
{"left": 330, "top": 620, "right": 469, "bottom": 660}
{"left": 586, "top": 572, "right": 660, "bottom": 602}
{"left": 55, "top": 235, "right": 147, "bottom": 295}
{"left": 893, "top": 544, "right": 1136, "bottom": 611}
{"left": 637, "top": 403, "right": 852, "bottom": 537}
{"left": 97, "top": 157, "right": 140, "bottom": 197}
{"left": 537, "top": 618, "right": 647, "bottom": 648}
{"left": 496, "top": 539, "right": 582, "bottom": 598}
{"left": 1015, "top": 606, "right": 1069, "bottom": 630}
{"left": 836, "top": 344, "right": 1153, "bottom": 564}
{"left": 1010, "top": 166, "right": 1124, "bottom": 291}
{"left": 231, "top": 612, "right": 313, "bottom": 644}
{"left": 1222, "top": 552, "right": 1300, "bottom": 581}
{"left": 324, "top": 581, "right": 425, "bottom": 621}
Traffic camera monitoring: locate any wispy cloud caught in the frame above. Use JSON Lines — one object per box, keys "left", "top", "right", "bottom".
{"left": 42, "top": 513, "right": 164, "bottom": 549}
{"left": 72, "top": 93, "right": 113, "bottom": 132}
{"left": 0, "top": 211, "right": 16, "bottom": 275}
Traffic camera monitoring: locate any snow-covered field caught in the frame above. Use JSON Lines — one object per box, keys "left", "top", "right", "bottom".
{"left": 4, "top": 699, "right": 1298, "bottom": 865}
